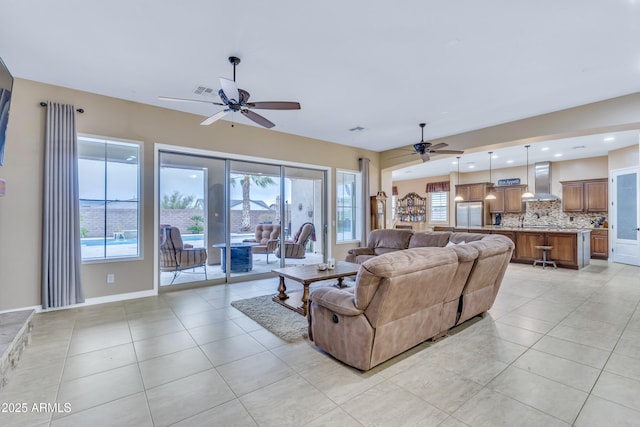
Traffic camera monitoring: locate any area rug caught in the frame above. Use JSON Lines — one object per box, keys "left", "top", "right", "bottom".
{"left": 230, "top": 295, "right": 308, "bottom": 342}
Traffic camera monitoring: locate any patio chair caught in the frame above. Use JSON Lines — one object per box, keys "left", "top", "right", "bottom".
{"left": 160, "top": 224, "right": 208, "bottom": 284}
{"left": 243, "top": 224, "right": 281, "bottom": 263}
{"left": 275, "top": 222, "right": 316, "bottom": 259}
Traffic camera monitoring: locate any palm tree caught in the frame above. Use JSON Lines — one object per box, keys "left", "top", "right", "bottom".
{"left": 230, "top": 175, "right": 276, "bottom": 231}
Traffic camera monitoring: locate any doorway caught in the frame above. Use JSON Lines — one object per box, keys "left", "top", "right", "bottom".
{"left": 611, "top": 167, "right": 640, "bottom": 266}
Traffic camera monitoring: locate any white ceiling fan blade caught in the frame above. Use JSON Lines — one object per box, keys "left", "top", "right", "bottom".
{"left": 219, "top": 77, "right": 240, "bottom": 103}
{"left": 200, "top": 109, "right": 230, "bottom": 126}
{"left": 158, "top": 96, "right": 223, "bottom": 105}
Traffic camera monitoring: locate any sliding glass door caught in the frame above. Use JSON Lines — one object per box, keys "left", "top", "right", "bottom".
{"left": 158, "top": 150, "right": 328, "bottom": 287}
{"left": 159, "top": 152, "right": 226, "bottom": 286}
{"left": 281, "top": 166, "right": 326, "bottom": 267}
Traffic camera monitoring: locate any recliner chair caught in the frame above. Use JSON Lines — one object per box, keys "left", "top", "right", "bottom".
{"left": 275, "top": 222, "right": 315, "bottom": 259}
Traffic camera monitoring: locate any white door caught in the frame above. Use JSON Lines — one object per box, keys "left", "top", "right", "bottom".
{"left": 611, "top": 167, "right": 640, "bottom": 266}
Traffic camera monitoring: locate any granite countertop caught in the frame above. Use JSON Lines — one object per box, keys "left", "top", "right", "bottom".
{"left": 470, "top": 226, "right": 596, "bottom": 233}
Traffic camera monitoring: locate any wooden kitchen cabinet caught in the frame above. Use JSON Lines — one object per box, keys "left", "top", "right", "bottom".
{"left": 585, "top": 180, "right": 608, "bottom": 212}
{"left": 515, "top": 232, "right": 545, "bottom": 261}
{"left": 561, "top": 179, "right": 608, "bottom": 213}
{"left": 504, "top": 186, "right": 526, "bottom": 213}
{"left": 545, "top": 233, "right": 578, "bottom": 265}
{"left": 591, "top": 229, "right": 609, "bottom": 259}
{"left": 561, "top": 181, "right": 585, "bottom": 212}
{"left": 489, "top": 185, "right": 526, "bottom": 213}
{"left": 489, "top": 187, "right": 505, "bottom": 213}
{"left": 510, "top": 230, "right": 586, "bottom": 269}
{"left": 455, "top": 183, "right": 490, "bottom": 202}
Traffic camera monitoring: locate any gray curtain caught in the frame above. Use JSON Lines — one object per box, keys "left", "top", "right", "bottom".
{"left": 360, "top": 158, "right": 371, "bottom": 245}
{"left": 42, "top": 102, "right": 84, "bottom": 308}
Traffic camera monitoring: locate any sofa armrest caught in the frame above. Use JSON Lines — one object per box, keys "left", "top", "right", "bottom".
{"left": 310, "top": 287, "right": 363, "bottom": 316}
{"left": 347, "top": 247, "right": 374, "bottom": 256}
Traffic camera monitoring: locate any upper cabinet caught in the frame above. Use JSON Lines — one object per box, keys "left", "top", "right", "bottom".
{"left": 561, "top": 178, "right": 608, "bottom": 213}
{"left": 455, "top": 183, "right": 490, "bottom": 202}
{"left": 489, "top": 185, "right": 527, "bottom": 213}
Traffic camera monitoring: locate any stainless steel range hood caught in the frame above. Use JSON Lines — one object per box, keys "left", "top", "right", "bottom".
{"left": 524, "top": 161, "right": 560, "bottom": 202}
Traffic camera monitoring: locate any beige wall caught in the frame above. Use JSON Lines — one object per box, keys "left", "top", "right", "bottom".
{"left": 608, "top": 143, "right": 640, "bottom": 171}
{"left": 0, "top": 78, "right": 379, "bottom": 310}
{"left": 393, "top": 175, "right": 451, "bottom": 228}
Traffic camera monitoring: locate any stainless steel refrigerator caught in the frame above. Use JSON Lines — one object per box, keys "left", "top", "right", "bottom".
{"left": 456, "top": 202, "right": 484, "bottom": 227}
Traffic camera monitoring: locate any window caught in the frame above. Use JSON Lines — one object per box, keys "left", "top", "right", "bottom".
{"left": 430, "top": 191, "right": 448, "bottom": 223}
{"left": 78, "top": 136, "right": 141, "bottom": 260}
{"left": 391, "top": 195, "right": 397, "bottom": 220}
{"left": 336, "top": 170, "right": 361, "bottom": 242}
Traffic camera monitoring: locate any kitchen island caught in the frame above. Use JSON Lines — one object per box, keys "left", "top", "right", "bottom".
{"left": 449, "top": 226, "right": 592, "bottom": 270}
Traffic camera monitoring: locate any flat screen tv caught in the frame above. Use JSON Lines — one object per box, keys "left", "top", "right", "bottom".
{"left": 0, "top": 56, "right": 14, "bottom": 166}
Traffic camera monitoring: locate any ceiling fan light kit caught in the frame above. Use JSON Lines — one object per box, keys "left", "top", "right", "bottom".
{"left": 159, "top": 56, "right": 300, "bottom": 129}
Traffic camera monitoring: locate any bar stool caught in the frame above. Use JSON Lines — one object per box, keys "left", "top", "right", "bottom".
{"left": 533, "top": 245, "right": 557, "bottom": 269}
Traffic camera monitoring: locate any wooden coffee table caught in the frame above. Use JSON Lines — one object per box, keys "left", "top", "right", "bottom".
{"left": 272, "top": 261, "right": 360, "bottom": 316}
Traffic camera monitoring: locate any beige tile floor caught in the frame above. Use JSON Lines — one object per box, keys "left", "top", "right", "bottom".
{"left": 1, "top": 260, "right": 640, "bottom": 426}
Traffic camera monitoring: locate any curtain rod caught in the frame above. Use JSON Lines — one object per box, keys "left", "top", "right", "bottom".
{"left": 39, "top": 102, "right": 85, "bottom": 113}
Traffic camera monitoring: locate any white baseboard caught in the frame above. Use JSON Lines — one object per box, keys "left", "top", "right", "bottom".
{"left": 0, "top": 289, "right": 158, "bottom": 314}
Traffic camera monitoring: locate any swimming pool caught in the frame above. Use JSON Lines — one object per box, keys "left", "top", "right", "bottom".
{"left": 81, "top": 234, "right": 204, "bottom": 246}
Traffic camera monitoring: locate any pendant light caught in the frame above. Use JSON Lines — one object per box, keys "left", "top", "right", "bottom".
{"left": 485, "top": 152, "right": 496, "bottom": 200}
{"left": 454, "top": 156, "right": 464, "bottom": 201}
{"left": 522, "top": 145, "right": 534, "bottom": 198}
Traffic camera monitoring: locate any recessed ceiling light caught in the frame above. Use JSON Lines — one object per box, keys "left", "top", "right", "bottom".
{"left": 491, "top": 154, "right": 498, "bottom": 159}
{"left": 451, "top": 160, "right": 458, "bottom": 165}
{"left": 554, "top": 153, "right": 563, "bottom": 157}
{"left": 348, "top": 126, "right": 364, "bottom": 132}
{"left": 541, "top": 147, "right": 550, "bottom": 151}
{"left": 603, "top": 136, "right": 615, "bottom": 142}
{"left": 189, "top": 174, "right": 198, "bottom": 179}
{"left": 506, "top": 160, "right": 514, "bottom": 164}
{"left": 468, "top": 164, "right": 475, "bottom": 169}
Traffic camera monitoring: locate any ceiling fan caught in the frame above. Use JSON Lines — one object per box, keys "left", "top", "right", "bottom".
{"left": 159, "top": 56, "right": 300, "bottom": 128}
{"left": 400, "top": 123, "right": 464, "bottom": 162}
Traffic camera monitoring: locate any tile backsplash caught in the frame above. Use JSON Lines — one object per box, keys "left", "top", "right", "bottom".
{"left": 499, "top": 200, "right": 607, "bottom": 228}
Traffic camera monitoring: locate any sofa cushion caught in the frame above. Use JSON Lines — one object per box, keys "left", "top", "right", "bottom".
{"left": 449, "top": 232, "right": 487, "bottom": 244}
{"left": 354, "top": 247, "right": 458, "bottom": 312}
{"left": 409, "top": 231, "right": 452, "bottom": 248}
{"left": 368, "top": 229, "right": 413, "bottom": 252}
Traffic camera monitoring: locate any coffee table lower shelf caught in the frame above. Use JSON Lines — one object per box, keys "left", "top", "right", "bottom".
{"left": 271, "top": 261, "right": 360, "bottom": 317}
{"left": 272, "top": 292, "right": 307, "bottom": 316}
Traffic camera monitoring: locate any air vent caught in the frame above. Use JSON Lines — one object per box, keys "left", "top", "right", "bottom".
{"left": 349, "top": 126, "right": 365, "bottom": 132}
{"left": 192, "top": 85, "right": 217, "bottom": 98}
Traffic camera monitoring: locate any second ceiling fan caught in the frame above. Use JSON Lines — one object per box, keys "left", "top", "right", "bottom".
{"left": 159, "top": 56, "right": 300, "bottom": 128}
{"left": 410, "top": 123, "right": 464, "bottom": 162}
